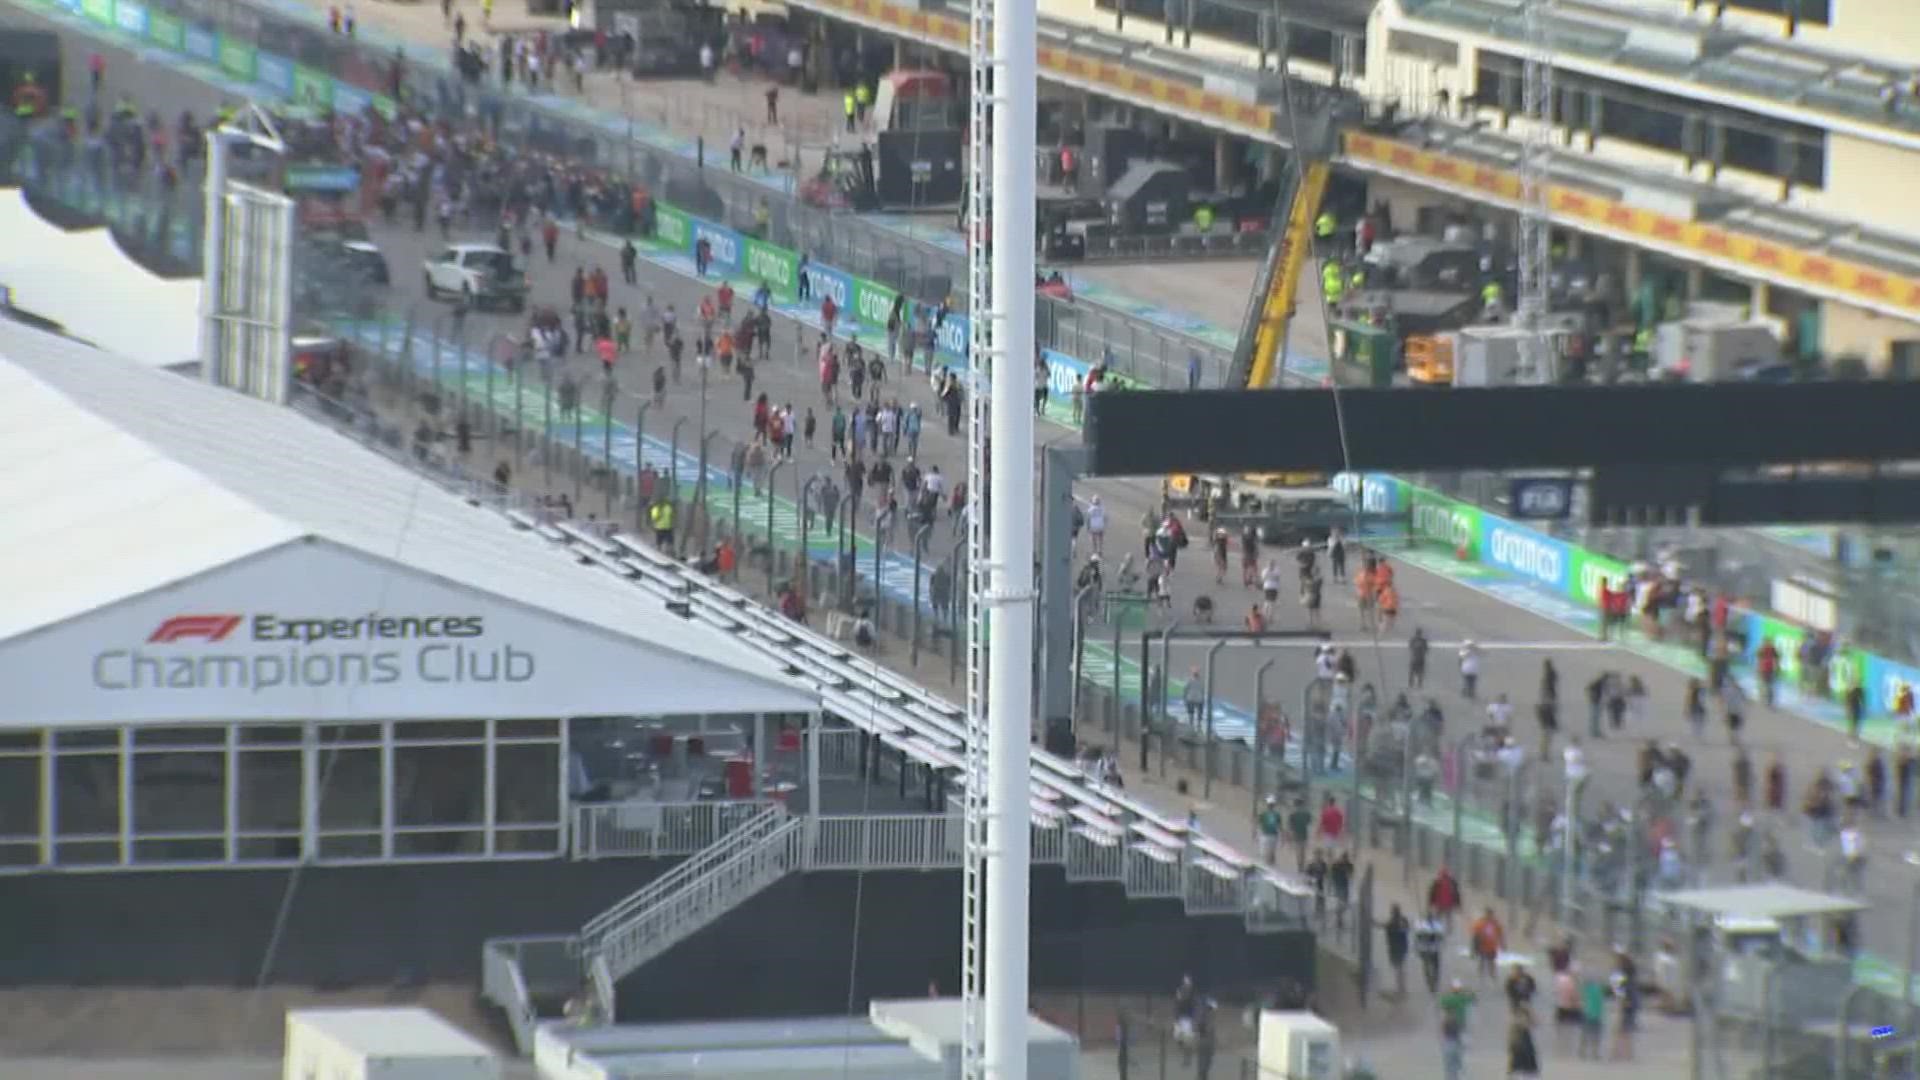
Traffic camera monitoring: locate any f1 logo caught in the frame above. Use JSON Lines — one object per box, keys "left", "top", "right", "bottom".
{"left": 148, "top": 615, "right": 243, "bottom": 644}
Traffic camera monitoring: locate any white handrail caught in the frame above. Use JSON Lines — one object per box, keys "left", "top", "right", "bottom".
{"left": 580, "top": 803, "right": 788, "bottom": 944}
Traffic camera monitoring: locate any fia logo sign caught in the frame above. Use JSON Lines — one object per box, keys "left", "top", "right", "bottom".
{"left": 1509, "top": 477, "right": 1573, "bottom": 521}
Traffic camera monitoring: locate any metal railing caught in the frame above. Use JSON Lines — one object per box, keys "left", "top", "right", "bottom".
{"left": 481, "top": 937, "right": 544, "bottom": 1053}
{"left": 588, "top": 815, "right": 806, "bottom": 989}
{"left": 578, "top": 802, "right": 791, "bottom": 947}
{"left": 809, "top": 812, "right": 963, "bottom": 870}
{"left": 571, "top": 798, "right": 776, "bottom": 859}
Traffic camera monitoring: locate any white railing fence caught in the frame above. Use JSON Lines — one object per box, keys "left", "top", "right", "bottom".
{"left": 579, "top": 804, "right": 790, "bottom": 946}
{"left": 590, "top": 817, "right": 806, "bottom": 985}
{"left": 571, "top": 798, "right": 776, "bottom": 860}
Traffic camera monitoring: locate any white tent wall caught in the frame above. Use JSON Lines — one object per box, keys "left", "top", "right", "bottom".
{"left": 0, "top": 190, "right": 202, "bottom": 367}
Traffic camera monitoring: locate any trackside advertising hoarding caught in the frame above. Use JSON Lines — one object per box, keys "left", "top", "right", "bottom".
{"left": 0, "top": 544, "right": 811, "bottom": 725}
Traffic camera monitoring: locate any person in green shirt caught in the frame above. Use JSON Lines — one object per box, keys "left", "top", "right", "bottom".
{"left": 1285, "top": 797, "right": 1313, "bottom": 871}
{"left": 1578, "top": 973, "right": 1607, "bottom": 1059}
{"left": 1257, "top": 796, "right": 1283, "bottom": 865}
{"left": 1438, "top": 979, "right": 1476, "bottom": 1080}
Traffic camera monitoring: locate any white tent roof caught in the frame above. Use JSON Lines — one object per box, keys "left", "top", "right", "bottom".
{"left": 0, "top": 191, "right": 203, "bottom": 368}
{"left": 0, "top": 319, "right": 818, "bottom": 722}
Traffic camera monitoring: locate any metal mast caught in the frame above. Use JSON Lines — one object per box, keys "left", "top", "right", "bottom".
{"left": 1516, "top": 0, "right": 1556, "bottom": 379}
{"left": 961, "top": 0, "right": 1036, "bottom": 1069}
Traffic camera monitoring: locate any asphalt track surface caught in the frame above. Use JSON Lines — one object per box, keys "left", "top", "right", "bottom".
{"left": 17, "top": 0, "right": 1920, "bottom": 1003}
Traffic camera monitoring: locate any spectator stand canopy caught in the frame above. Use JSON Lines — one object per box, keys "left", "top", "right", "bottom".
{"left": 0, "top": 318, "right": 821, "bottom": 728}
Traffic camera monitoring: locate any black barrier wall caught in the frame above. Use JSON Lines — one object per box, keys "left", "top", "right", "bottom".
{"left": 615, "top": 867, "right": 1316, "bottom": 1021}
{"left": 0, "top": 862, "right": 1313, "bottom": 1003}
{"left": 0, "top": 861, "right": 675, "bottom": 986}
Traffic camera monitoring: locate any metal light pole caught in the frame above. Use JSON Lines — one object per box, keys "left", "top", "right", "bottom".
{"left": 602, "top": 377, "right": 617, "bottom": 518}
{"left": 912, "top": 525, "right": 934, "bottom": 665}
{"left": 1505, "top": 760, "right": 1529, "bottom": 930}
{"left": 1450, "top": 732, "right": 1478, "bottom": 873}
{"left": 1202, "top": 638, "right": 1228, "bottom": 798}
{"left": 1254, "top": 657, "right": 1278, "bottom": 828}
{"left": 766, "top": 459, "right": 788, "bottom": 594}
{"left": 800, "top": 476, "right": 823, "bottom": 602}
{"left": 1070, "top": 582, "right": 1097, "bottom": 736}
{"left": 634, "top": 401, "right": 652, "bottom": 535}
{"left": 949, "top": 535, "right": 966, "bottom": 686}
{"left": 973, "top": 0, "right": 1040, "bottom": 1050}
{"left": 694, "top": 359, "right": 712, "bottom": 516}
{"left": 669, "top": 417, "right": 687, "bottom": 495}
{"left": 573, "top": 400, "right": 585, "bottom": 505}
{"left": 1562, "top": 773, "right": 1591, "bottom": 921}
{"left": 1156, "top": 620, "right": 1182, "bottom": 777}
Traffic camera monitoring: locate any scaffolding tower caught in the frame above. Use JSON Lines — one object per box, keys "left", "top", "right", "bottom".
{"left": 1516, "top": 0, "right": 1556, "bottom": 380}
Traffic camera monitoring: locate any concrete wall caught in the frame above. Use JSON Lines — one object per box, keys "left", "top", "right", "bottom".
{"left": 615, "top": 866, "right": 1316, "bottom": 1022}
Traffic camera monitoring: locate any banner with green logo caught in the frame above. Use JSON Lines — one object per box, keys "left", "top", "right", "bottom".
{"left": 218, "top": 35, "right": 255, "bottom": 80}
{"left": 81, "top": 0, "right": 113, "bottom": 24}
{"left": 851, "top": 275, "right": 898, "bottom": 337}
{"left": 147, "top": 9, "right": 184, "bottom": 51}
{"left": 1567, "top": 547, "right": 1629, "bottom": 609}
{"left": 655, "top": 204, "right": 691, "bottom": 254}
{"left": 293, "top": 65, "right": 332, "bottom": 110}
{"left": 1406, "top": 487, "right": 1482, "bottom": 559}
{"left": 741, "top": 238, "right": 797, "bottom": 298}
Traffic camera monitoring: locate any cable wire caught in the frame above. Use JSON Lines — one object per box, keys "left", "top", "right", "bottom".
{"left": 1274, "top": 56, "right": 1401, "bottom": 817}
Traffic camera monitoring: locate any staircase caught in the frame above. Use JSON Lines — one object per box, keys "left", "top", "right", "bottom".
{"left": 577, "top": 804, "right": 806, "bottom": 1018}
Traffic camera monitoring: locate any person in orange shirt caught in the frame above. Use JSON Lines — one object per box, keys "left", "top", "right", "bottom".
{"left": 1378, "top": 581, "right": 1401, "bottom": 634}
{"left": 1353, "top": 561, "right": 1377, "bottom": 628}
{"left": 1470, "top": 908, "right": 1505, "bottom": 982}
{"left": 716, "top": 329, "right": 736, "bottom": 370}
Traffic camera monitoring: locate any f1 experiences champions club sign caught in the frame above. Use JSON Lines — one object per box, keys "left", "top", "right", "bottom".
{"left": 95, "top": 611, "right": 535, "bottom": 695}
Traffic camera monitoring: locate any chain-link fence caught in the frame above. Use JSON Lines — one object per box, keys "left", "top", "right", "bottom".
{"left": 91, "top": 0, "right": 1237, "bottom": 389}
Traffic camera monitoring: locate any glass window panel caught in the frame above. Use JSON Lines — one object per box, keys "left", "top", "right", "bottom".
{"left": 133, "top": 752, "right": 225, "bottom": 834}
{"left": 498, "top": 718, "right": 558, "bottom": 740}
{"left": 315, "top": 748, "right": 382, "bottom": 831}
{"left": 318, "top": 724, "right": 382, "bottom": 745}
{"left": 394, "top": 720, "right": 485, "bottom": 742}
{"left": 394, "top": 830, "right": 485, "bottom": 857}
{"left": 317, "top": 833, "right": 381, "bottom": 860}
{"left": 134, "top": 726, "right": 226, "bottom": 748}
{"left": 237, "top": 749, "right": 303, "bottom": 833}
{"left": 241, "top": 724, "right": 304, "bottom": 746}
{"left": 53, "top": 840, "right": 118, "bottom": 865}
{"left": 495, "top": 744, "right": 559, "bottom": 825}
{"left": 134, "top": 837, "right": 225, "bottom": 863}
{"left": 236, "top": 836, "right": 302, "bottom": 861}
{"left": 0, "top": 843, "right": 41, "bottom": 868}
{"left": 54, "top": 729, "right": 118, "bottom": 750}
{"left": 0, "top": 732, "right": 43, "bottom": 752}
{"left": 54, "top": 753, "right": 119, "bottom": 836}
{"left": 0, "top": 755, "right": 39, "bottom": 838}
{"left": 394, "top": 745, "right": 486, "bottom": 826}
{"left": 496, "top": 828, "right": 560, "bottom": 855}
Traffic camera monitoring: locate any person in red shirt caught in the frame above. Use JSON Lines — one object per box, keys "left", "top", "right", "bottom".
{"left": 595, "top": 334, "right": 616, "bottom": 373}
{"left": 717, "top": 281, "right": 735, "bottom": 319}
{"left": 1756, "top": 638, "right": 1781, "bottom": 707}
{"left": 1317, "top": 794, "right": 1345, "bottom": 844}
{"left": 821, "top": 294, "right": 839, "bottom": 337}
{"left": 1428, "top": 865, "right": 1462, "bottom": 928}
